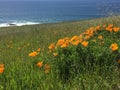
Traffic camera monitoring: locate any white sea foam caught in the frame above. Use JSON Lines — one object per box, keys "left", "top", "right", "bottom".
{"left": 0, "top": 22, "right": 40, "bottom": 27}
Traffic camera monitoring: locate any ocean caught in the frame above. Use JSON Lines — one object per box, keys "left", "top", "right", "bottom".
{"left": 0, "top": 0, "right": 120, "bottom": 27}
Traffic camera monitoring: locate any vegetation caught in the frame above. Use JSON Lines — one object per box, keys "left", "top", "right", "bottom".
{"left": 0, "top": 16, "right": 120, "bottom": 90}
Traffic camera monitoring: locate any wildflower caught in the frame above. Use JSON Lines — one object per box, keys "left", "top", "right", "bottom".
{"left": 70, "top": 36, "right": 79, "bottom": 42}
{"left": 28, "top": 51, "right": 38, "bottom": 57}
{"left": 48, "top": 43, "right": 55, "bottom": 50}
{"left": 0, "top": 68, "right": 4, "bottom": 74}
{"left": 95, "top": 26, "right": 101, "bottom": 31}
{"left": 56, "top": 39, "right": 65, "bottom": 47}
{"left": 98, "top": 35, "right": 103, "bottom": 40}
{"left": 44, "top": 64, "right": 50, "bottom": 70}
{"left": 71, "top": 41, "right": 80, "bottom": 46}
{"left": 110, "top": 43, "right": 118, "bottom": 51}
{"left": 79, "top": 34, "right": 83, "bottom": 39}
{"left": 84, "top": 35, "right": 91, "bottom": 40}
{"left": 102, "top": 24, "right": 106, "bottom": 28}
{"left": 37, "top": 61, "right": 43, "bottom": 68}
{"left": 106, "top": 24, "right": 114, "bottom": 32}
{"left": 37, "top": 48, "right": 41, "bottom": 52}
{"left": 99, "top": 41, "right": 104, "bottom": 45}
{"left": 44, "top": 69, "right": 50, "bottom": 74}
{"left": 84, "top": 29, "right": 94, "bottom": 36}
{"left": 0, "top": 64, "right": 4, "bottom": 74}
{"left": 64, "top": 37, "right": 69, "bottom": 40}
{"left": 106, "top": 27, "right": 112, "bottom": 32}
{"left": 113, "top": 27, "right": 119, "bottom": 32}
{"left": 61, "top": 42, "right": 69, "bottom": 48}
{"left": 108, "top": 24, "right": 114, "bottom": 28}
{"left": 44, "top": 64, "right": 50, "bottom": 74}
{"left": 0, "top": 64, "right": 4, "bottom": 68}
{"left": 81, "top": 41, "right": 88, "bottom": 47}
{"left": 53, "top": 52, "right": 58, "bottom": 57}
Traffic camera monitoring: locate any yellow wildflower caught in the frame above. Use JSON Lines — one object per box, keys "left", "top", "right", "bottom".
{"left": 44, "top": 69, "right": 50, "bottom": 74}
{"left": 98, "top": 35, "right": 103, "bottom": 40}
{"left": 53, "top": 52, "right": 58, "bottom": 57}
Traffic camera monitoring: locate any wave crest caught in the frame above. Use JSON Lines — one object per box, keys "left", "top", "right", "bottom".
{"left": 0, "top": 22, "right": 40, "bottom": 27}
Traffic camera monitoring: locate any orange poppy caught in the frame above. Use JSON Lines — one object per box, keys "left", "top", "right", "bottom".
{"left": 48, "top": 43, "right": 55, "bottom": 50}
{"left": 113, "top": 27, "right": 119, "bottom": 32}
{"left": 110, "top": 43, "right": 118, "bottom": 51}
{"left": 81, "top": 41, "right": 89, "bottom": 47}
{"left": 0, "top": 64, "right": 4, "bottom": 68}
{"left": 28, "top": 51, "right": 38, "bottom": 57}
{"left": 36, "top": 48, "right": 41, "bottom": 52}
{"left": 37, "top": 61, "right": 43, "bottom": 68}
{"left": 0, "top": 68, "right": 4, "bottom": 74}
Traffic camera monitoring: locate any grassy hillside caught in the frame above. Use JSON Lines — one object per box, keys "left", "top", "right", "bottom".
{"left": 0, "top": 16, "right": 120, "bottom": 90}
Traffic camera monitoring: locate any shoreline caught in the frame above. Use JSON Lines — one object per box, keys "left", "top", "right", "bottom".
{"left": 0, "top": 15, "right": 120, "bottom": 29}
{"left": 0, "top": 16, "right": 109, "bottom": 28}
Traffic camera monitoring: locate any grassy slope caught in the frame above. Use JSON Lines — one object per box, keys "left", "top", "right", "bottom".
{"left": 0, "top": 16, "right": 120, "bottom": 90}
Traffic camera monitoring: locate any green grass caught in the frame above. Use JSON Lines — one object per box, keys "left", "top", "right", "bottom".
{"left": 0, "top": 16, "right": 120, "bottom": 90}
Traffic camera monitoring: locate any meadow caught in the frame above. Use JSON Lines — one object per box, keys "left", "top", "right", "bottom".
{"left": 0, "top": 16, "right": 120, "bottom": 90}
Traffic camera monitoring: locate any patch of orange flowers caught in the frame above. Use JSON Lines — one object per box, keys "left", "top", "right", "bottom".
{"left": 0, "top": 64, "right": 4, "bottom": 74}
{"left": 48, "top": 24, "right": 120, "bottom": 54}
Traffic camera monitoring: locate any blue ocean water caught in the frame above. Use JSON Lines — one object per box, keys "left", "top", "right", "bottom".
{"left": 0, "top": 0, "right": 120, "bottom": 27}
